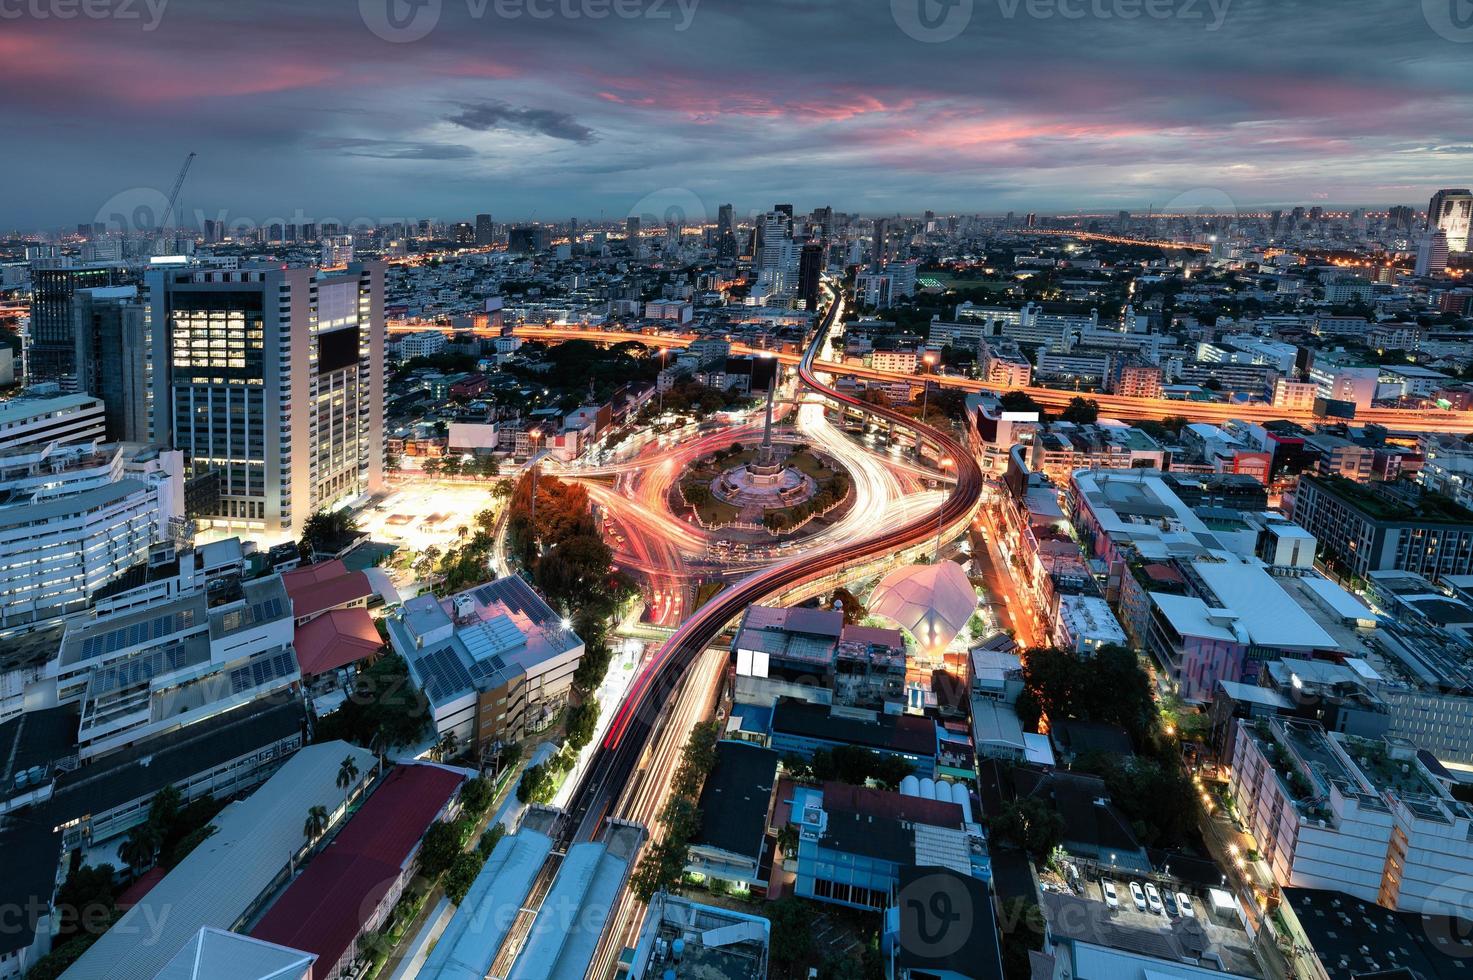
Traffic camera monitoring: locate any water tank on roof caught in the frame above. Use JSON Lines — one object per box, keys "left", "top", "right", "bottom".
{"left": 950, "top": 781, "right": 973, "bottom": 822}
{"left": 672, "top": 939, "right": 685, "bottom": 961}
{"left": 920, "top": 777, "right": 936, "bottom": 799}
{"left": 900, "top": 774, "right": 920, "bottom": 797}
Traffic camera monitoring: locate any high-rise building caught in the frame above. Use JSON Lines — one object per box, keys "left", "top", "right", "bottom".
{"left": 320, "top": 235, "right": 353, "bottom": 267}
{"left": 474, "top": 213, "right": 494, "bottom": 246}
{"left": 1427, "top": 188, "right": 1473, "bottom": 252}
{"left": 73, "top": 286, "right": 149, "bottom": 443}
{"left": 144, "top": 263, "right": 385, "bottom": 536}
{"left": 717, "top": 203, "right": 737, "bottom": 263}
{"left": 626, "top": 216, "right": 641, "bottom": 239}
{"left": 872, "top": 217, "right": 889, "bottom": 264}
{"left": 453, "top": 222, "right": 475, "bottom": 245}
{"left": 1387, "top": 205, "right": 1415, "bottom": 235}
{"left": 798, "top": 242, "right": 823, "bottom": 312}
{"left": 28, "top": 260, "right": 122, "bottom": 384}
{"left": 1417, "top": 230, "right": 1450, "bottom": 276}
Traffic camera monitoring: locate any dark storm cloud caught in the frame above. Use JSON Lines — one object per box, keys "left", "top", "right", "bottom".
{"left": 445, "top": 102, "right": 597, "bottom": 144}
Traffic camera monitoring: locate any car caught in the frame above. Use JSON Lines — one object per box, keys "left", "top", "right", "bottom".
{"left": 1177, "top": 893, "right": 1196, "bottom": 918}
{"left": 1129, "top": 881, "right": 1147, "bottom": 912}
{"left": 1102, "top": 879, "right": 1119, "bottom": 908}
{"left": 1144, "top": 883, "right": 1165, "bottom": 915}
{"left": 1162, "top": 889, "right": 1179, "bottom": 917}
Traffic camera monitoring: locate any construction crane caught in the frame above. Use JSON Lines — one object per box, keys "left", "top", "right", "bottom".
{"left": 159, "top": 152, "right": 196, "bottom": 231}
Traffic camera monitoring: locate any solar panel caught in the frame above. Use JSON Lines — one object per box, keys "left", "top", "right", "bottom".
{"left": 416, "top": 647, "right": 473, "bottom": 703}
{"left": 81, "top": 609, "right": 197, "bottom": 659}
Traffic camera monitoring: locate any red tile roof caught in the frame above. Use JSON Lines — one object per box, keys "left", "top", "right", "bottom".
{"left": 251, "top": 764, "right": 464, "bottom": 978}
{"left": 282, "top": 559, "right": 349, "bottom": 590}
{"left": 293, "top": 608, "right": 382, "bottom": 677}
{"left": 284, "top": 564, "right": 375, "bottom": 620}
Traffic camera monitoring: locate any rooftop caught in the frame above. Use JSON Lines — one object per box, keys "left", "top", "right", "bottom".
{"left": 64, "top": 741, "right": 375, "bottom": 980}
{"left": 771, "top": 698, "right": 936, "bottom": 757}
{"left": 392, "top": 576, "right": 582, "bottom": 707}
{"left": 1307, "top": 474, "right": 1473, "bottom": 525}
{"left": 691, "top": 741, "right": 779, "bottom": 862}
{"left": 250, "top": 763, "right": 465, "bottom": 972}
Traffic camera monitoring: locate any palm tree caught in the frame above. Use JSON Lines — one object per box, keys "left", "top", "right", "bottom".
{"left": 437, "top": 731, "right": 459, "bottom": 762}
{"left": 303, "top": 804, "right": 329, "bottom": 844}
{"left": 338, "top": 755, "right": 361, "bottom": 816}
{"left": 117, "top": 824, "right": 159, "bottom": 874}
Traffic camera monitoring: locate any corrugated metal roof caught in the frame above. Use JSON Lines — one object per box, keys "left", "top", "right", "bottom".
{"left": 63, "top": 742, "right": 375, "bottom": 980}
{"left": 418, "top": 829, "right": 554, "bottom": 980}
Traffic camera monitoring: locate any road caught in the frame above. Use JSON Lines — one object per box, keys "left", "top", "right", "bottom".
{"left": 511, "top": 325, "right": 1473, "bottom": 434}
{"left": 564, "top": 282, "right": 983, "bottom": 841}
{"left": 486, "top": 285, "right": 986, "bottom": 975}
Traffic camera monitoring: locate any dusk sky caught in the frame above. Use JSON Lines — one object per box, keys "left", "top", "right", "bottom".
{"left": 5, "top": 0, "right": 1473, "bottom": 230}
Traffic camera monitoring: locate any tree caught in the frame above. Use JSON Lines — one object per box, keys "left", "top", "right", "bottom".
{"left": 999, "top": 390, "right": 1043, "bottom": 415}
{"left": 1060, "top": 396, "right": 1099, "bottom": 425}
{"left": 776, "top": 821, "right": 800, "bottom": 859}
{"left": 474, "top": 455, "right": 500, "bottom": 480}
{"left": 460, "top": 775, "right": 494, "bottom": 816}
{"left": 830, "top": 587, "right": 866, "bottom": 624}
{"left": 422, "top": 457, "right": 442, "bottom": 478}
{"left": 419, "top": 820, "right": 460, "bottom": 878}
{"left": 147, "top": 784, "right": 182, "bottom": 835}
{"left": 303, "top": 804, "right": 330, "bottom": 844}
{"left": 767, "top": 897, "right": 816, "bottom": 968}
{"left": 168, "top": 824, "right": 217, "bottom": 866}
{"left": 298, "top": 508, "right": 359, "bottom": 561}
{"left": 437, "top": 731, "right": 460, "bottom": 762}
{"left": 117, "top": 825, "right": 159, "bottom": 874}
{"left": 477, "top": 823, "right": 506, "bottom": 858}
{"left": 52, "top": 864, "right": 118, "bottom": 945}
{"left": 987, "top": 796, "right": 1064, "bottom": 857}
{"left": 338, "top": 755, "right": 361, "bottom": 816}
{"left": 566, "top": 700, "right": 599, "bottom": 750}
{"left": 445, "top": 851, "right": 483, "bottom": 904}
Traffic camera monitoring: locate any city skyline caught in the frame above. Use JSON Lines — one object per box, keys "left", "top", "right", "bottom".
{"left": 4, "top": 0, "right": 1473, "bottom": 229}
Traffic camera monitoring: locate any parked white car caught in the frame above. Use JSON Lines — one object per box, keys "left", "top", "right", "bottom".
{"left": 1102, "top": 879, "right": 1119, "bottom": 909}
{"left": 1129, "top": 881, "right": 1147, "bottom": 912}
{"left": 1144, "top": 882, "right": 1165, "bottom": 915}
{"left": 1177, "top": 893, "right": 1196, "bottom": 918}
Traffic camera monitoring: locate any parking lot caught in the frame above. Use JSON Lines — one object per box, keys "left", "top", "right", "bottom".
{"left": 358, "top": 481, "right": 504, "bottom": 555}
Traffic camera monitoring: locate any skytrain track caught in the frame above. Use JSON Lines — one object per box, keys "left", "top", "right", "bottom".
{"left": 559, "top": 286, "right": 984, "bottom": 844}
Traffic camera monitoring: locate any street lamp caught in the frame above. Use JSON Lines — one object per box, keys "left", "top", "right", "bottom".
{"left": 920, "top": 351, "right": 939, "bottom": 421}
{"left": 657, "top": 348, "right": 669, "bottom": 413}
{"left": 934, "top": 456, "right": 954, "bottom": 560}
